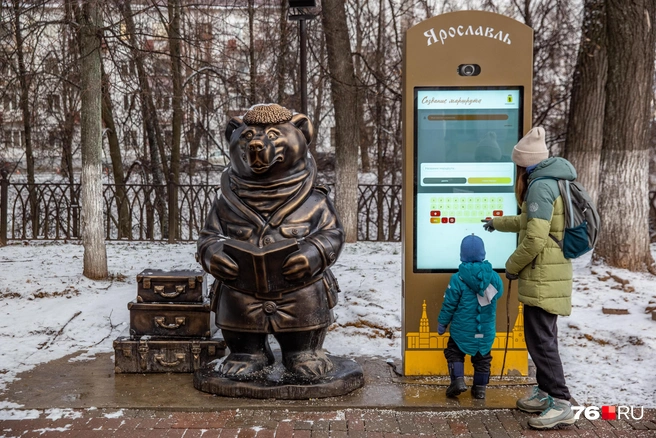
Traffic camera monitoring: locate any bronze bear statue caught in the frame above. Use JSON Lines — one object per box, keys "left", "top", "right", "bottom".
{"left": 197, "top": 104, "right": 344, "bottom": 381}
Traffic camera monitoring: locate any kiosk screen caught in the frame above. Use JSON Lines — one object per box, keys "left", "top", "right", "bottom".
{"left": 414, "top": 87, "right": 523, "bottom": 271}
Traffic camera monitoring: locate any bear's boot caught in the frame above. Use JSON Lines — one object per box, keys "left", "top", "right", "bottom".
{"left": 276, "top": 328, "right": 334, "bottom": 381}
{"left": 220, "top": 329, "right": 275, "bottom": 378}
{"left": 446, "top": 362, "right": 467, "bottom": 397}
{"left": 471, "top": 372, "right": 489, "bottom": 399}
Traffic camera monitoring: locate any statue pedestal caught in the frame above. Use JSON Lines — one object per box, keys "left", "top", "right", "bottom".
{"left": 193, "top": 355, "right": 364, "bottom": 399}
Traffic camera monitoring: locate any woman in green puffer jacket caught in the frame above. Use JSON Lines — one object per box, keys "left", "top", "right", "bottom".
{"left": 483, "top": 127, "right": 577, "bottom": 430}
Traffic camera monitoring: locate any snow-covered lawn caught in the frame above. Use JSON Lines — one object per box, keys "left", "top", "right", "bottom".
{"left": 0, "top": 241, "right": 654, "bottom": 408}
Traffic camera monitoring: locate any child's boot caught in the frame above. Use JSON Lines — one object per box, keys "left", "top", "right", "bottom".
{"left": 446, "top": 362, "right": 466, "bottom": 397}
{"left": 471, "top": 372, "right": 489, "bottom": 399}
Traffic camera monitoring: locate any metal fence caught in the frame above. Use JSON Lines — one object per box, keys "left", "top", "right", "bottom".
{"left": 0, "top": 173, "right": 402, "bottom": 244}
{"left": 3, "top": 172, "right": 656, "bottom": 245}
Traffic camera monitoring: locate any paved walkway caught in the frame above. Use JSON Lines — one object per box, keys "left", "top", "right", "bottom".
{"left": 1, "top": 353, "right": 655, "bottom": 437}
{"left": 1, "top": 407, "right": 655, "bottom": 437}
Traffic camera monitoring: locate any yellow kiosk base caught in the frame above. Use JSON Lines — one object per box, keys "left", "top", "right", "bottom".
{"left": 404, "top": 302, "right": 529, "bottom": 377}
{"left": 404, "top": 349, "right": 528, "bottom": 376}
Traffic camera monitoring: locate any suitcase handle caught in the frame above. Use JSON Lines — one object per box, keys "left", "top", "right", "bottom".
{"left": 154, "top": 285, "right": 186, "bottom": 298}
{"left": 154, "top": 316, "right": 186, "bottom": 329}
{"left": 154, "top": 353, "right": 185, "bottom": 367}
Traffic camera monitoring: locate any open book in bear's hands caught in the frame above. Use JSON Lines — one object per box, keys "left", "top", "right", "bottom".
{"left": 222, "top": 238, "right": 300, "bottom": 298}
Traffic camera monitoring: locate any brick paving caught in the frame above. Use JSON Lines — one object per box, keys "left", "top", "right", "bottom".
{"left": 1, "top": 408, "right": 655, "bottom": 437}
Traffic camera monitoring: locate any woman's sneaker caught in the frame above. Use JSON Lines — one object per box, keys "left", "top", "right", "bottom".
{"left": 528, "top": 397, "right": 576, "bottom": 429}
{"left": 516, "top": 386, "right": 550, "bottom": 413}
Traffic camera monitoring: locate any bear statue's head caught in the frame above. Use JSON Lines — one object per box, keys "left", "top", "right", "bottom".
{"left": 224, "top": 104, "right": 314, "bottom": 181}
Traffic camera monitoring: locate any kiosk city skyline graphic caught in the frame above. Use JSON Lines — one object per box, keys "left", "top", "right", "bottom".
{"left": 405, "top": 300, "right": 528, "bottom": 376}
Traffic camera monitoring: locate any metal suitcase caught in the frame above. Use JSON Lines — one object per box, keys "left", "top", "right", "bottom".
{"left": 136, "top": 269, "right": 206, "bottom": 303}
{"left": 113, "top": 336, "right": 226, "bottom": 373}
{"left": 128, "top": 299, "right": 217, "bottom": 338}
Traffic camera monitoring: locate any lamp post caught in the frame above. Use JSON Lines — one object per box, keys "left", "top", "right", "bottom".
{"left": 288, "top": 0, "right": 318, "bottom": 115}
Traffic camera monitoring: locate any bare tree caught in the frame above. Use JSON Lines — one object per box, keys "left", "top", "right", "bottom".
{"left": 101, "top": 61, "right": 130, "bottom": 238}
{"left": 563, "top": 0, "right": 606, "bottom": 204}
{"left": 596, "top": 0, "right": 656, "bottom": 272}
{"left": 6, "top": 1, "right": 49, "bottom": 237}
{"left": 248, "top": 0, "right": 257, "bottom": 106}
{"left": 507, "top": 0, "right": 580, "bottom": 146}
{"left": 309, "top": 34, "right": 327, "bottom": 158}
{"left": 118, "top": 0, "right": 169, "bottom": 236}
{"left": 168, "top": 0, "right": 183, "bottom": 241}
{"left": 276, "top": 0, "right": 290, "bottom": 106}
{"left": 350, "top": 0, "right": 370, "bottom": 173}
{"left": 54, "top": 1, "right": 82, "bottom": 184}
{"left": 75, "top": 0, "right": 107, "bottom": 279}
{"left": 11, "top": 0, "right": 36, "bottom": 187}
{"left": 321, "top": 0, "right": 359, "bottom": 242}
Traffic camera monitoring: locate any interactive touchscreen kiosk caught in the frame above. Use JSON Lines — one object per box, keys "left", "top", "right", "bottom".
{"left": 402, "top": 11, "right": 533, "bottom": 376}
{"left": 415, "top": 87, "right": 522, "bottom": 271}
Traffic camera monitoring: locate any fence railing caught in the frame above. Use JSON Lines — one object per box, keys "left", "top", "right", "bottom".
{"left": 3, "top": 172, "right": 656, "bottom": 245}
{"left": 0, "top": 173, "right": 402, "bottom": 243}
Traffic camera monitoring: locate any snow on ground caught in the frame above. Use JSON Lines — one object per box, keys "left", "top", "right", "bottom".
{"left": 561, "top": 254, "right": 656, "bottom": 407}
{"left": 0, "top": 241, "right": 654, "bottom": 408}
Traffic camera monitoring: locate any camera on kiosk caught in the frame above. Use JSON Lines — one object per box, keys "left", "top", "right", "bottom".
{"left": 457, "top": 64, "right": 481, "bottom": 76}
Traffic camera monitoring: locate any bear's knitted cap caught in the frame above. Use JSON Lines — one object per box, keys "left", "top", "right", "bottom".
{"left": 243, "top": 104, "right": 293, "bottom": 125}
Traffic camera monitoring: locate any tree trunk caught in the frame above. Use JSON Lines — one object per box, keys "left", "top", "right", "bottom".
{"left": 100, "top": 71, "right": 123, "bottom": 184}
{"left": 277, "top": 0, "right": 288, "bottom": 106}
{"left": 248, "top": 0, "right": 256, "bottom": 106}
{"left": 375, "top": 0, "right": 385, "bottom": 240}
{"left": 101, "top": 62, "right": 130, "bottom": 239}
{"left": 78, "top": 0, "right": 108, "bottom": 279}
{"left": 12, "top": 0, "right": 37, "bottom": 233}
{"left": 563, "top": 0, "right": 607, "bottom": 204}
{"left": 60, "top": 110, "right": 76, "bottom": 183}
{"left": 186, "top": 121, "right": 201, "bottom": 175}
{"left": 322, "top": 0, "right": 360, "bottom": 242}
{"left": 61, "top": 2, "right": 81, "bottom": 238}
{"left": 61, "top": 104, "right": 78, "bottom": 237}
{"left": 118, "top": 0, "right": 168, "bottom": 237}
{"left": 353, "top": 0, "right": 369, "bottom": 174}
{"left": 596, "top": 0, "right": 656, "bottom": 272}
{"left": 168, "top": 0, "right": 182, "bottom": 241}
{"left": 310, "top": 36, "right": 326, "bottom": 158}
{"left": 61, "top": 0, "right": 78, "bottom": 185}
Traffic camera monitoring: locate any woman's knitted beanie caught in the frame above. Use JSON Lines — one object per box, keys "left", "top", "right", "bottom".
{"left": 511, "top": 127, "right": 549, "bottom": 167}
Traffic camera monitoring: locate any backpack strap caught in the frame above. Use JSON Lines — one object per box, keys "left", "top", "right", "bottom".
{"left": 562, "top": 179, "right": 574, "bottom": 228}
{"left": 549, "top": 233, "right": 563, "bottom": 249}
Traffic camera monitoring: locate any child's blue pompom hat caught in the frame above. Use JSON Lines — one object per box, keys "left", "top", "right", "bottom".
{"left": 460, "top": 234, "right": 486, "bottom": 262}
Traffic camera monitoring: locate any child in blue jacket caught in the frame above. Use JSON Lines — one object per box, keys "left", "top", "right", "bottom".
{"left": 437, "top": 234, "right": 503, "bottom": 399}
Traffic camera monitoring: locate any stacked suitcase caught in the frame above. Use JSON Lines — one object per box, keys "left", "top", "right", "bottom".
{"left": 113, "top": 269, "right": 226, "bottom": 373}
